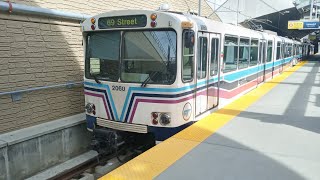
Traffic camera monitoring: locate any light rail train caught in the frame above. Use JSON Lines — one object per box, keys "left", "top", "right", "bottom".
{"left": 82, "top": 8, "right": 311, "bottom": 153}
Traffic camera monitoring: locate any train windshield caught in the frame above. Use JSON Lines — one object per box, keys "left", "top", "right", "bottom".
{"left": 86, "top": 30, "right": 177, "bottom": 84}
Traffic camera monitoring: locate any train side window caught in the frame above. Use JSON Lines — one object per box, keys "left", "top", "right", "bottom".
{"left": 299, "top": 45, "right": 302, "bottom": 54}
{"left": 276, "top": 42, "right": 281, "bottom": 60}
{"left": 249, "top": 39, "right": 258, "bottom": 66}
{"left": 239, "top": 38, "right": 250, "bottom": 69}
{"left": 287, "top": 43, "right": 292, "bottom": 57}
{"left": 210, "top": 38, "right": 219, "bottom": 76}
{"left": 182, "top": 30, "right": 194, "bottom": 82}
{"left": 281, "top": 43, "right": 285, "bottom": 58}
{"left": 223, "top": 36, "right": 238, "bottom": 72}
{"left": 197, "top": 37, "right": 207, "bottom": 79}
{"left": 266, "top": 41, "right": 273, "bottom": 62}
{"left": 284, "top": 43, "right": 289, "bottom": 58}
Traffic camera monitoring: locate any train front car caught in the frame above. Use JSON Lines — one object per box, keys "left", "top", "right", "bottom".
{"left": 82, "top": 10, "right": 196, "bottom": 153}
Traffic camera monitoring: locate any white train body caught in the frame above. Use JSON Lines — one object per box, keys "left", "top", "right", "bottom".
{"left": 82, "top": 10, "right": 306, "bottom": 141}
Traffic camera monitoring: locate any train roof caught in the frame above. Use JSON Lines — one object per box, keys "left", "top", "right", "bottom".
{"left": 84, "top": 9, "right": 302, "bottom": 44}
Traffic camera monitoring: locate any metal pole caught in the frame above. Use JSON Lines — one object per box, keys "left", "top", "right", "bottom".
{"left": 199, "top": 0, "right": 201, "bottom": 16}
{"left": 0, "top": 81, "right": 83, "bottom": 96}
{"left": 278, "top": 13, "right": 280, "bottom": 29}
{"left": 310, "top": 0, "right": 314, "bottom": 20}
{"left": 315, "top": 0, "right": 318, "bottom": 19}
{"left": 207, "top": 0, "right": 230, "bottom": 18}
{"left": 237, "top": 0, "right": 239, "bottom": 25}
{"left": 0, "top": 1, "right": 90, "bottom": 21}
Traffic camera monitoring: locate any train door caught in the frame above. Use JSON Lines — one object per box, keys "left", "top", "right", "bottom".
{"left": 195, "top": 32, "right": 210, "bottom": 115}
{"left": 195, "top": 32, "right": 209, "bottom": 115}
{"left": 258, "top": 40, "right": 266, "bottom": 84}
{"left": 207, "top": 33, "right": 220, "bottom": 109}
{"left": 195, "top": 32, "right": 220, "bottom": 116}
{"left": 279, "top": 42, "right": 285, "bottom": 73}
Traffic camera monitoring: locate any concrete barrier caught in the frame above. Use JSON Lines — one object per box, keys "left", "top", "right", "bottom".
{"left": 0, "top": 113, "right": 91, "bottom": 180}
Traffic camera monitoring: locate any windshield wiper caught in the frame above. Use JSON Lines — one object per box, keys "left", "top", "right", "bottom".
{"left": 91, "top": 73, "right": 101, "bottom": 84}
{"left": 141, "top": 71, "right": 159, "bottom": 87}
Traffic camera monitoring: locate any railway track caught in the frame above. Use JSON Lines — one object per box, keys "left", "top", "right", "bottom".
{"left": 47, "top": 131, "right": 156, "bottom": 179}
{"left": 49, "top": 151, "right": 138, "bottom": 180}
{"left": 49, "top": 157, "right": 98, "bottom": 180}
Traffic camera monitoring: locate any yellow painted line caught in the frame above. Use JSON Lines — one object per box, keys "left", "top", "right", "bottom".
{"left": 100, "top": 61, "right": 307, "bottom": 180}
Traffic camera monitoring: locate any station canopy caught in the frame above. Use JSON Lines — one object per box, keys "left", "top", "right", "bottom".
{"left": 208, "top": 0, "right": 320, "bottom": 40}
{"left": 240, "top": 7, "right": 315, "bottom": 39}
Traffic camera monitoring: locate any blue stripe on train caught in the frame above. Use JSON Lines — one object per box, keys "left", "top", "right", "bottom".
{"left": 223, "top": 57, "right": 294, "bottom": 82}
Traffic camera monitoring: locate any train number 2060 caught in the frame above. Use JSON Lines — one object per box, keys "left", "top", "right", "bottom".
{"left": 112, "top": 85, "right": 125, "bottom": 91}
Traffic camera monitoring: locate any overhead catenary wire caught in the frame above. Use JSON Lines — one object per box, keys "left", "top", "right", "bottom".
{"left": 205, "top": 0, "right": 287, "bottom": 32}
{"left": 213, "top": 0, "right": 230, "bottom": 13}
{"left": 183, "top": 0, "right": 192, "bottom": 12}
{"left": 258, "top": 0, "right": 285, "bottom": 15}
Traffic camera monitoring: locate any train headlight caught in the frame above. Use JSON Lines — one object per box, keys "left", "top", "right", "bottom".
{"left": 150, "top": 13, "right": 157, "bottom": 21}
{"left": 152, "top": 112, "right": 158, "bottom": 119}
{"left": 160, "top": 113, "right": 171, "bottom": 126}
{"left": 91, "top": 18, "right": 96, "bottom": 24}
{"left": 152, "top": 118, "right": 158, "bottom": 125}
{"left": 151, "top": 112, "right": 159, "bottom": 125}
{"left": 181, "top": 21, "right": 193, "bottom": 29}
{"left": 85, "top": 103, "right": 95, "bottom": 114}
{"left": 150, "top": 21, "right": 157, "bottom": 27}
{"left": 150, "top": 13, "right": 157, "bottom": 28}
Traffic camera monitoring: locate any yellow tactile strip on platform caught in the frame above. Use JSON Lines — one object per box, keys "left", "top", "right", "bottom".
{"left": 100, "top": 61, "right": 307, "bottom": 180}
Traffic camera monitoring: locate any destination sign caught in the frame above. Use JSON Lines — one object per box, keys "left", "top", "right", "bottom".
{"left": 98, "top": 15, "right": 147, "bottom": 29}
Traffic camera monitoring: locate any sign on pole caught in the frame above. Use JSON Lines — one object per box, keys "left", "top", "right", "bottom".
{"left": 288, "top": 20, "right": 320, "bottom": 29}
{"left": 288, "top": 21, "right": 303, "bottom": 29}
{"left": 303, "top": 21, "right": 320, "bottom": 29}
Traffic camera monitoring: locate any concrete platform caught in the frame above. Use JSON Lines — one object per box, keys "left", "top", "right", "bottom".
{"left": 102, "top": 57, "right": 320, "bottom": 180}
{"left": 156, "top": 59, "right": 320, "bottom": 180}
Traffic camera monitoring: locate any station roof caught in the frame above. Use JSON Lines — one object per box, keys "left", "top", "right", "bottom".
{"left": 240, "top": 7, "right": 314, "bottom": 39}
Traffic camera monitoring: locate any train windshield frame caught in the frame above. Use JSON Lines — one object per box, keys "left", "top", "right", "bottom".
{"left": 85, "top": 29, "right": 177, "bottom": 85}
